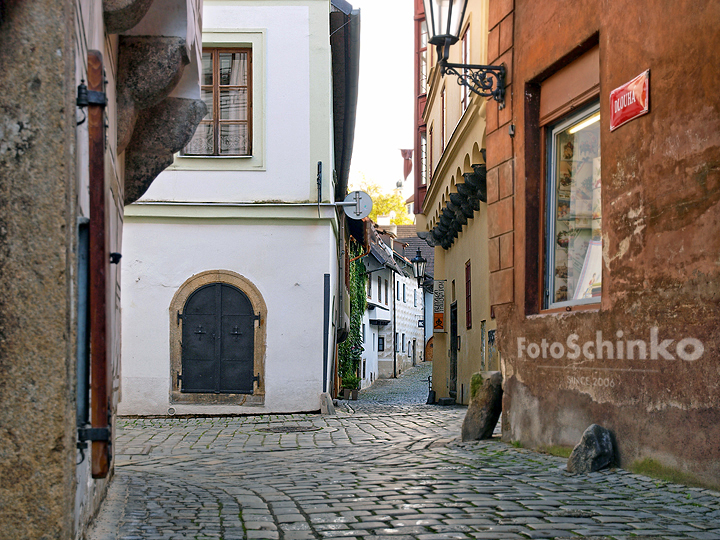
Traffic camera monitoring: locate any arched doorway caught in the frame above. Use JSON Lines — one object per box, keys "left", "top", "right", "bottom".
{"left": 169, "top": 270, "right": 267, "bottom": 405}
{"left": 181, "top": 283, "right": 257, "bottom": 394}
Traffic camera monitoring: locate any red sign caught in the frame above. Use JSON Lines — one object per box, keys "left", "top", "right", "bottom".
{"left": 610, "top": 70, "right": 650, "bottom": 131}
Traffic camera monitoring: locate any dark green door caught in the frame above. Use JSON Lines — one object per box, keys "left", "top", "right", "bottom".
{"left": 181, "top": 283, "right": 255, "bottom": 393}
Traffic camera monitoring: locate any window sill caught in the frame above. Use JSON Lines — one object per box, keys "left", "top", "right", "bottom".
{"left": 179, "top": 155, "right": 253, "bottom": 159}
{"left": 169, "top": 153, "right": 266, "bottom": 172}
{"left": 530, "top": 303, "right": 601, "bottom": 318}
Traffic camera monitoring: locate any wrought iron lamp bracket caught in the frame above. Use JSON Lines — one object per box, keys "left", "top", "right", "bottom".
{"left": 436, "top": 43, "right": 506, "bottom": 108}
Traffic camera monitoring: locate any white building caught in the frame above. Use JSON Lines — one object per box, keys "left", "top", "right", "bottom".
{"left": 120, "top": 0, "right": 360, "bottom": 415}
{"left": 360, "top": 227, "right": 425, "bottom": 385}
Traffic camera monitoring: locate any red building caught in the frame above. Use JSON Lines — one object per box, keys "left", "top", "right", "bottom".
{"left": 485, "top": 0, "right": 720, "bottom": 487}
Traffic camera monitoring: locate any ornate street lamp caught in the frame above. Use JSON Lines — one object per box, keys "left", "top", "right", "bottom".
{"left": 422, "top": 0, "right": 505, "bottom": 106}
{"left": 410, "top": 248, "right": 428, "bottom": 289}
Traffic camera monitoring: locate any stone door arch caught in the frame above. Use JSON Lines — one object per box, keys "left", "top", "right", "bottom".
{"left": 169, "top": 270, "right": 266, "bottom": 405}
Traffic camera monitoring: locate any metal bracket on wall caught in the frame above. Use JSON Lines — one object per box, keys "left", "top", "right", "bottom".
{"left": 78, "top": 427, "right": 111, "bottom": 444}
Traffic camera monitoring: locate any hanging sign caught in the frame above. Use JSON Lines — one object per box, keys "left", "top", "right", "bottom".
{"left": 433, "top": 281, "right": 445, "bottom": 332}
{"left": 610, "top": 70, "right": 649, "bottom": 131}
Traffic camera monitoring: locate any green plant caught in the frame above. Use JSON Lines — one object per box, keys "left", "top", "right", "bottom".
{"left": 338, "top": 240, "right": 366, "bottom": 385}
{"left": 629, "top": 458, "right": 707, "bottom": 489}
{"left": 341, "top": 373, "right": 360, "bottom": 390}
{"left": 540, "top": 445, "right": 574, "bottom": 458}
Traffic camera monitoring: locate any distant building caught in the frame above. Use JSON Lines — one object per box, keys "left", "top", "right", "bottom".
{"left": 413, "top": 0, "right": 499, "bottom": 406}
{"left": 361, "top": 225, "right": 425, "bottom": 384}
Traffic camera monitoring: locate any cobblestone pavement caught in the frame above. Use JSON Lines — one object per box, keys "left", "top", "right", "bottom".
{"left": 88, "top": 362, "right": 720, "bottom": 540}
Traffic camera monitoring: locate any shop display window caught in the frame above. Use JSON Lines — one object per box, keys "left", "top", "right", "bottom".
{"left": 545, "top": 102, "right": 601, "bottom": 309}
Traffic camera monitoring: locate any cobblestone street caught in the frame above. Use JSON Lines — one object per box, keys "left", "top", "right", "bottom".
{"left": 88, "top": 363, "right": 720, "bottom": 540}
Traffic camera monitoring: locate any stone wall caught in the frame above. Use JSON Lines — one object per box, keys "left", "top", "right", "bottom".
{"left": 0, "top": 1, "right": 78, "bottom": 537}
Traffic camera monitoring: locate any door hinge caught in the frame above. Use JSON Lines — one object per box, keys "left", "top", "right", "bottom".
{"left": 177, "top": 311, "right": 183, "bottom": 324}
{"left": 77, "top": 427, "right": 111, "bottom": 443}
{"left": 253, "top": 313, "right": 261, "bottom": 322}
{"left": 253, "top": 374, "right": 261, "bottom": 385}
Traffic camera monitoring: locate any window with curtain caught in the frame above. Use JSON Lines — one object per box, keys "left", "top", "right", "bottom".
{"left": 183, "top": 48, "right": 252, "bottom": 156}
{"left": 419, "top": 20, "right": 428, "bottom": 95}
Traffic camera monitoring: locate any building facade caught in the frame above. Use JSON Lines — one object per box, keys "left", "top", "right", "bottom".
{"left": 0, "top": 0, "right": 203, "bottom": 536}
{"left": 414, "top": 0, "right": 499, "bottom": 406}
{"left": 120, "top": 0, "right": 360, "bottom": 415}
{"left": 485, "top": 0, "right": 720, "bottom": 487}
{"left": 361, "top": 227, "right": 426, "bottom": 385}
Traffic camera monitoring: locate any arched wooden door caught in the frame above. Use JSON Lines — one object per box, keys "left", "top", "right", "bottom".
{"left": 181, "top": 283, "right": 257, "bottom": 394}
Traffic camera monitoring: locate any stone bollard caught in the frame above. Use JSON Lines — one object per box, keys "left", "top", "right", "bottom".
{"left": 567, "top": 424, "right": 615, "bottom": 474}
{"left": 461, "top": 371, "right": 503, "bottom": 441}
{"left": 319, "top": 393, "right": 336, "bottom": 415}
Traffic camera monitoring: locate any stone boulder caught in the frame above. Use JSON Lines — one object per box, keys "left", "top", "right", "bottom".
{"left": 567, "top": 424, "right": 615, "bottom": 474}
{"left": 461, "top": 371, "right": 503, "bottom": 441}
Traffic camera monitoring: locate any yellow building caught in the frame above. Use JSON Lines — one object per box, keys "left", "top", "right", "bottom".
{"left": 413, "top": 0, "right": 499, "bottom": 405}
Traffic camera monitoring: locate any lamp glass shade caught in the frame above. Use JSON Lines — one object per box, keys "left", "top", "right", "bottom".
{"left": 411, "top": 248, "right": 427, "bottom": 286}
{"left": 422, "top": 0, "right": 468, "bottom": 46}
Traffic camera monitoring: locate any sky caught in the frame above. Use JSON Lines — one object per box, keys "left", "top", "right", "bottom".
{"left": 347, "top": 0, "right": 416, "bottom": 199}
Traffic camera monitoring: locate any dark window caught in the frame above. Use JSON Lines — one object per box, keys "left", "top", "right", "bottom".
{"left": 403, "top": 283, "right": 406, "bottom": 302}
{"left": 428, "top": 128, "right": 433, "bottom": 184}
{"left": 378, "top": 276, "right": 382, "bottom": 303}
{"left": 441, "top": 87, "right": 446, "bottom": 151}
{"left": 385, "top": 279, "right": 389, "bottom": 305}
{"left": 378, "top": 336, "right": 385, "bottom": 351}
{"left": 367, "top": 275, "right": 372, "bottom": 298}
{"left": 465, "top": 260, "right": 472, "bottom": 329}
{"left": 461, "top": 29, "right": 469, "bottom": 113}
{"left": 183, "top": 48, "right": 252, "bottom": 156}
{"left": 420, "top": 131, "right": 427, "bottom": 186}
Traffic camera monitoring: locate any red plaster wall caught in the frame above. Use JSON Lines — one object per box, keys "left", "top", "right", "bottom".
{"left": 488, "top": 0, "right": 720, "bottom": 487}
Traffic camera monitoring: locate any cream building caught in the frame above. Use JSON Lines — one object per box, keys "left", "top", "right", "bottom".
{"left": 414, "top": 0, "right": 499, "bottom": 405}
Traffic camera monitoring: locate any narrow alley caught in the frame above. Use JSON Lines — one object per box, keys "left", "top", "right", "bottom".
{"left": 87, "top": 363, "right": 720, "bottom": 540}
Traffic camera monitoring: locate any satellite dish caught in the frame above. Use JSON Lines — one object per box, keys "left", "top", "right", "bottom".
{"left": 343, "top": 190, "right": 373, "bottom": 220}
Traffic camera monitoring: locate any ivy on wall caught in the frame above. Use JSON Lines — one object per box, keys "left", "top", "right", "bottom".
{"left": 338, "top": 240, "right": 366, "bottom": 389}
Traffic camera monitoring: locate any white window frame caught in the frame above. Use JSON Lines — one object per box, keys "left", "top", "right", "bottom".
{"left": 545, "top": 102, "right": 601, "bottom": 310}
{"left": 171, "top": 28, "right": 266, "bottom": 171}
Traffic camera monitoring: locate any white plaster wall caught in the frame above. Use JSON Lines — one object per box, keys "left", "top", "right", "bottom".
{"left": 140, "top": 4, "right": 317, "bottom": 203}
{"left": 360, "top": 312, "right": 379, "bottom": 388}
{"left": 120, "top": 218, "right": 334, "bottom": 415}
{"left": 393, "top": 272, "right": 425, "bottom": 373}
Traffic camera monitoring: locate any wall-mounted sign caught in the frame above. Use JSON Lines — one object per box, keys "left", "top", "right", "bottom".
{"left": 433, "top": 281, "right": 445, "bottom": 332}
{"left": 418, "top": 319, "right": 425, "bottom": 328}
{"left": 610, "top": 70, "right": 649, "bottom": 131}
